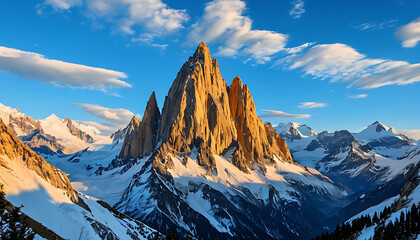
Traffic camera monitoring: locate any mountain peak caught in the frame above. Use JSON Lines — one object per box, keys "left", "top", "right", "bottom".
{"left": 196, "top": 42, "right": 210, "bottom": 54}
{"left": 130, "top": 115, "right": 140, "bottom": 125}
{"left": 120, "top": 92, "right": 161, "bottom": 158}
{"left": 44, "top": 113, "right": 61, "bottom": 121}
{"left": 121, "top": 44, "right": 293, "bottom": 173}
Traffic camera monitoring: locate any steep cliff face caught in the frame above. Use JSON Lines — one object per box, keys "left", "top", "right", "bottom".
{"left": 158, "top": 42, "right": 237, "bottom": 157}
{"left": 120, "top": 93, "right": 160, "bottom": 158}
{"left": 228, "top": 76, "right": 293, "bottom": 171}
{"left": 20, "top": 128, "right": 65, "bottom": 155}
{"left": 64, "top": 118, "right": 94, "bottom": 142}
{"left": 0, "top": 103, "right": 41, "bottom": 137}
{"left": 120, "top": 42, "right": 294, "bottom": 173}
{"left": 0, "top": 119, "right": 78, "bottom": 202}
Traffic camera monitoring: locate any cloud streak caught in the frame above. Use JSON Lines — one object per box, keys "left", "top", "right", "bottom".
{"left": 395, "top": 17, "right": 420, "bottom": 48}
{"left": 74, "top": 103, "right": 138, "bottom": 132}
{"left": 0, "top": 46, "right": 130, "bottom": 91}
{"left": 399, "top": 130, "right": 420, "bottom": 141}
{"left": 347, "top": 94, "right": 368, "bottom": 99}
{"left": 298, "top": 102, "right": 327, "bottom": 109}
{"left": 353, "top": 20, "right": 398, "bottom": 31}
{"left": 276, "top": 43, "right": 420, "bottom": 89}
{"left": 259, "top": 110, "right": 310, "bottom": 119}
{"left": 290, "top": 0, "right": 305, "bottom": 19}
{"left": 189, "top": 0, "right": 288, "bottom": 63}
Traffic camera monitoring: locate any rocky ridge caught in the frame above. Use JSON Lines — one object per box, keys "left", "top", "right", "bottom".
{"left": 64, "top": 117, "right": 94, "bottom": 143}
{"left": 120, "top": 42, "right": 293, "bottom": 174}
{"left": 0, "top": 119, "right": 78, "bottom": 202}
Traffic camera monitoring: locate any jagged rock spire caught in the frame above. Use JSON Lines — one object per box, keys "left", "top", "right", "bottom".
{"left": 120, "top": 42, "right": 294, "bottom": 173}
{"left": 158, "top": 42, "right": 237, "bottom": 156}
{"left": 120, "top": 92, "right": 161, "bottom": 158}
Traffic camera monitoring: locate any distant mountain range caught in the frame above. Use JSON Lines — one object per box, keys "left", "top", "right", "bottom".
{"left": 0, "top": 43, "right": 419, "bottom": 240}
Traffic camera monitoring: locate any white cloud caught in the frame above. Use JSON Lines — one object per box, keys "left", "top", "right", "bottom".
{"left": 290, "top": 0, "right": 305, "bottom": 19}
{"left": 298, "top": 102, "right": 327, "bottom": 109}
{"left": 41, "top": 0, "right": 189, "bottom": 39}
{"left": 395, "top": 17, "right": 420, "bottom": 48}
{"left": 276, "top": 43, "right": 420, "bottom": 89}
{"left": 189, "top": 0, "right": 288, "bottom": 63}
{"left": 285, "top": 42, "right": 314, "bottom": 54}
{"left": 0, "top": 46, "right": 130, "bottom": 91}
{"left": 74, "top": 103, "right": 137, "bottom": 132}
{"left": 353, "top": 20, "right": 398, "bottom": 31}
{"left": 259, "top": 110, "right": 310, "bottom": 119}
{"left": 75, "top": 120, "right": 112, "bottom": 132}
{"left": 399, "top": 130, "right": 420, "bottom": 141}
{"left": 40, "top": 0, "right": 82, "bottom": 11}
{"left": 347, "top": 94, "right": 368, "bottom": 99}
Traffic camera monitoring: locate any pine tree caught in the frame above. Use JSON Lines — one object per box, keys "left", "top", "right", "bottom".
{"left": 0, "top": 185, "right": 35, "bottom": 240}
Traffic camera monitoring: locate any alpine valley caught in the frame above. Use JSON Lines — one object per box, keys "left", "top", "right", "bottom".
{"left": 1, "top": 43, "right": 419, "bottom": 240}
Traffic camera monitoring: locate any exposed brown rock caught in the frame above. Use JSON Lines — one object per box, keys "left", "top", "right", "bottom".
{"left": 22, "top": 128, "right": 65, "bottom": 155}
{"left": 112, "top": 116, "right": 140, "bottom": 143}
{"left": 120, "top": 92, "right": 161, "bottom": 158}
{"left": 0, "top": 119, "right": 78, "bottom": 202}
{"left": 265, "top": 123, "right": 294, "bottom": 162}
{"left": 228, "top": 76, "right": 294, "bottom": 170}
{"left": 119, "top": 116, "right": 141, "bottom": 158}
{"left": 159, "top": 42, "right": 237, "bottom": 157}
{"left": 120, "top": 42, "right": 294, "bottom": 174}
{"left": 64, "top": 118, "right": 94, "bottom": 142}
{"left": 1, "top": 109, "right": 41, "bottom": 136}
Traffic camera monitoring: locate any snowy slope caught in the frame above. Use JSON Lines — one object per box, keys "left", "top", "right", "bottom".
{"left": 356, "top": 121, "right": 401, "bottom": 140}
{"left": 0, "top": 102, "right": 39, "bottom": 136}
{"left": 40, "top": 114, "right": 112, "bottom": 153}
{"left": 347, "top": 162, "right": 420, "bottom": 240}
{"left": 274, "top": 122, "right": 317, "bottom": 141}
{"left": 0, "top": 153, "right": 159, "bottom": 240}
{"left": 45, "top": 137, "right": 348, "bottom": 239}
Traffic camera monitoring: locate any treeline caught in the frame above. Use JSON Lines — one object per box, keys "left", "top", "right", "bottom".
{"left": 313, "top": 202, "right": 420, "bottom": 240}
{"left": 0, "top": 185, "right": 35, "bottom": 240}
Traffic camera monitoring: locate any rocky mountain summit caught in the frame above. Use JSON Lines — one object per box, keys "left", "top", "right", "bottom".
{"left": 0, "top": 119, "right": 78, "bottom": 202}
{"left": 120, "top": 42, "right": 293, "bottom": 174}
{"left": 109, "top": 43, "right": 344, "bottom": 239}
{"left": 0, "top": 103, "right": 98, "bottom": 155}
{"left": 63, "top": 117, "right": 94, "bottom": 143}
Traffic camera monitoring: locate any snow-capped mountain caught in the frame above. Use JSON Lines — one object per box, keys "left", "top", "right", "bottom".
{"left": 42, "top": 43, "right": 349, "bottom": 240}
{"left": 275, "top": 122, "right": 317, "bottom": 141}
{"left": 0, "top": 102, "right": 41, "bottom": 136}
{"left": 276, "top": 121, "right": 419, "bottom": 236}
{"left": 354, "top": 121, "right": 414, "bottom": 149}
{"left": 0, "top": 103, "right": 115, "bottom": 156}
{"left": 2, "top": 43, "right": 418, "bottom": 240}
{"left": 0, "top": 119, "right": 160, "bottom": 239}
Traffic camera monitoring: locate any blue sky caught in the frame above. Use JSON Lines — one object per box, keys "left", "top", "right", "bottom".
{"left": 0, "top": 0, "right": 419, "bottom": 135}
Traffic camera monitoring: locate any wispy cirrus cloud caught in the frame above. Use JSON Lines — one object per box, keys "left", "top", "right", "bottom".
{"left": 74, "top": 103, "right": 139, "bottom": 133}
{"left": 347, "top": 94, "right": 368, "bottom": 99}
{"left": 259, "top": 110, "right": 310, "bottom": 119}
{"left": 298, "top": 102, "right": 327, "bottom": 109}
{"left": 38, "top": 0, "right": 81, "bottom": 12}
{"left": 290, "top": 0, "right": 305, "bottom": 19}
{"left": 189, "top": 0, "right": 288, "bottom": 63}
{"left": 0, "top": 46, "right": 130, "bottom": 92}
{"left": 352, "top": 19, "right": 398, "bottom": 31}
{"left": 399, "top": 130, "right": 420, "bottom": 141}
{"left": 275, "top": 43, "right": 420, "bottom": 89}
{"left": 395, "top": 17, "right": 420, "bottom": 48}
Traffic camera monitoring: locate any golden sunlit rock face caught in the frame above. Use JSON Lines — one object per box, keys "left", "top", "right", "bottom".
{"left": 0, "top": 119, "right": 78, "bottom": 202}
{"left": 120, "top": 42, "right": 293, "bottom": 174}
{"left": 120, "top": 92, "right": 160, "bottom": 158}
